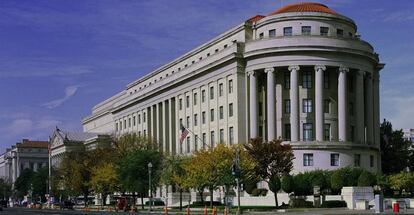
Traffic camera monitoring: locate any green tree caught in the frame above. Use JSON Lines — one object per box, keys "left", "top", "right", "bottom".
{"left": 0, "top": 178, "right": 12, "bottom": 200}
{"left": 330, "top": 170, "right": 345, "bottom": 193}
{"left": 281, "top": 174, "right": 294, "bottom": 194}
{"left": 160, "top": 155, "right": 189, "bottom": 210}
{"left": 357, "top": 171, "right": 376, "bottom": 187}
{"left": 14, "top": 168, "right": 34, "bottom": 198}
{"left": 115, "top": 148, "right": 162, "bottom": 209}
{"left": 90, "top": 163, "right": 119, "bottom": 206}
{"left": 380, "top": 119, "right": 412, "bottom": 174}
{"left": 32, "top": 167, "right": 49, "bottom": 202}
{"left": 268, "top": 175, "right": 281, "bottom": 206}
{"left": 244, "top": 138, "right": 294, "bottom": 207}
{"left": 388, "top": 172, "right": 414, "bottom": 195}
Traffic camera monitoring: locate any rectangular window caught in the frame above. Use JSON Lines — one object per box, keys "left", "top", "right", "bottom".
{"left": 269, "top": 29, "right": 276, "bottom": 38}
{"left": 284, "top": 27, "right": 293, "bottom": 36}
{"left": 133, "top": 116, "right": 136, "bottom": 126}
{"left": 179, "top": 118, "right": 183, "bottom": 127}
{"left": 194, "top": 135, "right": 198, "bottom": 151}
{"left": 303, "top": 99, "right": 313, "bottom": 113}
{"left": 220, "top": 129, "right": 224, "bottom": 143}
{"left": 210, "top": 86, "right": 214, "bottom": 100}
{"left": 202, "top": 111, "right": 206, "bottom": 124}
{"left": 186, "top": 95, "right": 190, "bottom": 108}
{"left": 179, "top": 98, "right": 183, "bottom": 110}
{"left": 370, "top": 155, "right": 374, "bottom": 167}
{"left": 143, "top": 112, "right": 146, "bottom": 122}
{"left": 228, "top": 80, "right": 233, "bottom": 94}
{"left": 285, "top": 124, "right": 291, "bottom": 141}
{"left": 324, "top": 71, "right": 329, "bottom": 89}
{"left": 349, "top": 102, "right": 354, "bottom": 116}
{"left": 138, "top": 114, "right": 141, "bottom": 124}
{"left": 303, "top": 123, "right": 313, "bottom": 141}
{"left": 302, "top": 71, "right": 312, "bottom": 88}
{"left": 229, "top": 127, "right": 234, "bottom": 145}
{"left": 331, "top": 153, "right": 340, "bottom": 166}
{"left": 143, "top": 129, "right": 146, "bottom": 136}
{"left": 303, "top": 153, "right": 314, "bottom": 166}
{"left": 354, "top": 154, "right": 361, "bottom": 167}
{"left": 124, "top": 120, "right": 126, "bottom": 129}
{"left": 128, "top": 118, "right": 131, "bottom": 127}
{"left": 324, "top": 124, "right": 331, "bottom": 141}
{"left": 194, "top": 114, "right": 198, "bottom": 126}
{"left": 186, "top": 116, "right": 190, "bottom": 127}
{"left": 324, "top": 99, "right": 330, "bottom": 113}
{"left": 210, "top": 109, "right": 214, "bottom": 122}
{"left": 259, "top": 32, "right": 264, "bottom": 39}
{"left": 229, "top": 103, "right": 234, "bottom": 117}
{"left": 284, "top": 72, "right": 291, "bottom": 89}
{"left": 193, "top": 93, "right": 197, "bottom": 105}
{"left": 337, "top": 28, "right": 344, "bottom": 37}
{"left": 219, "top": 83, "right": 224, "bottom": 97}
{"left": 202, "top": 133, "right": 206, "bottom": 149}
{"left": 285, "top": 99, "right": 291, "bottom": 114}
{"left": 186, "top": 137, "right": 191, "bottom": 153}
{"left": 115, "top": 123, "right": 118, "bottom": 132}
{"left": 202, "top": 90, "right": 206, "bottom": 103}
{"left": 210, "top": 131, "right": 215, "bottom": 147}
{"left": 302, "top": 26, "right": 311, "bottom": 35}
{"left": 219, "top": 106, "right": 224, "bottom": 120}
{"left": 320, "top": 27, "right": 329, "bottom": 36}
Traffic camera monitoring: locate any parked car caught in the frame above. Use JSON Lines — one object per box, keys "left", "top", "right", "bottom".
{"left": 60, "top": 201, "right": 74, "bottom": 210}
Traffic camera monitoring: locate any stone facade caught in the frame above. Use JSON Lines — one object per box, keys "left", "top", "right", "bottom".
{"left": 82, "top": 3, "right": 383, "bottom": 173}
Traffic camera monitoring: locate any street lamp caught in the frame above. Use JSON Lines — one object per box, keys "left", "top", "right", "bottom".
{"left": 148, "top": 162, "right": 153, "bottom": 212}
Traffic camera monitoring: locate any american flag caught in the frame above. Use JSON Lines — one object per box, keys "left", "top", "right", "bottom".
{"left": 180, "top": 123, "right": 189, "bottom": 144}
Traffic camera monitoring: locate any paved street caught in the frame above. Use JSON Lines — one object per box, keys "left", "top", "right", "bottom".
{"left": 2, "top": 207, "right": 414, "bottom": 215}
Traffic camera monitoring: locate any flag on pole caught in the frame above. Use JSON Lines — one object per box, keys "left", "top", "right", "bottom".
{"left": 180, "top": 123, "right": 189, "bottom": 144}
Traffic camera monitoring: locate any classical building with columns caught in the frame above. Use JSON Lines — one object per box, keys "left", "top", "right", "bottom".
{"left": 0, "top": 139, "right": 49, "bottom": 184}
{"left": 83, "top": 2, "right": 383, "bottom": 173}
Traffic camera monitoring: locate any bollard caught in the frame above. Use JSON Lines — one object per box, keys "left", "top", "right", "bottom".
{"left": 393, "top": 202, "right": 399, "bottom": 213}
{"left": 213, "top": 206, "right": 217, "bottom": 215}
{"left": 204, "top": 206, "right": 208, "bottom": 215}
{"left": 164, "top": 206, "right": 169, "bottom": 215}
{"left": 187, "top": 206, "right": 190, "bottom": 215}
{"left": 224, "top": 207, "right": 228, "bottom": 215}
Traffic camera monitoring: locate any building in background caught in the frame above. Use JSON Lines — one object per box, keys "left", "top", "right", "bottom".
{"left": 403, "top": 128, "right": 414, "bottom": 144}
{"left": 0, "top": 139, "right": 48, "bottom": 184}
{"left": 83, "top": 2, "right": 383, "bottom": 173}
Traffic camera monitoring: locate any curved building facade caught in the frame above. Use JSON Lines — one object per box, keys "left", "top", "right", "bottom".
{"left": 83, "top": 2, "right": 383, "bottom": 173}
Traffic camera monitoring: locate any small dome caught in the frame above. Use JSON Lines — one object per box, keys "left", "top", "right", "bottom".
{"left": 268, "top": 2, "right": 338, "bottom": 16}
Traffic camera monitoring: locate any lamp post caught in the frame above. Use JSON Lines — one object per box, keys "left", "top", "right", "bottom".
{"left": 148, "top": 162, "right": 153, "bottom": 212}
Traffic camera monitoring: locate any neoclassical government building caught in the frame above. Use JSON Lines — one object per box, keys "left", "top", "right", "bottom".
{"left": 83, "top": 2, "right": 383, "bottom": 173}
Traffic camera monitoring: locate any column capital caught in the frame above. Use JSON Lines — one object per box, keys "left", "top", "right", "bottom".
{"left": 264, "top": 67, "right": 275, "bottom": 73}
{"left": 338, "top": 66, "right": 349, "bottom": 73}
{"left": 288, "top": 65, "right": 300, "bottom": 71}
{"left": 247, "top": 70, "right": 256, "bottom": 76}
{"left": 314, "top": 65, "right": 326, "bottom": 71}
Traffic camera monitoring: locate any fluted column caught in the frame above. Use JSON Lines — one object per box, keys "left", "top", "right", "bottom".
{"left": 365, "top": 73, "right": 374, "bottom": 145}
{"left": 315, "top": 65, "right": 326, "bottom": 141}
{"left": 265, "top": 67, "right": 276, "bottom": 141}
{"left": 373, "top": 71, "right": 381, "bottom": 147}
{"left": 248, "top": 71, "right": 258, "bottom": 138}
{"left": 289, "top": 65, "right": 300, "bottom": 142}
{"left": 338, "top": 66, "right": 348, "bottom": 141}
{"left": 355, "top": 70, "right": 365, "bottom": 143}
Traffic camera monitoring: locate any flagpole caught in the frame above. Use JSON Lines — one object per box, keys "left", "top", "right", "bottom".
{"left": 48, "top": 137, "right": 52, "bottom": 208}
{"left": 182, "top": 125, "right": 209, "bottom": 149}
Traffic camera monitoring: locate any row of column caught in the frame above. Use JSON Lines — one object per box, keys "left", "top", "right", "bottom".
{"left": 249, "top": 65, "right": 376, "bottom": 143}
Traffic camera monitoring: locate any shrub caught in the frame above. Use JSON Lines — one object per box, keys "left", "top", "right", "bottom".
{"left": 310, "top": 170, "right": 327, "bottom": 191}
{"left": 281, "top": 175, "right": 294, "bottom": 194}
{"left": 244, "top": 181, "right": 257, "bottom": 195}
{"left": 346, "top": 168, "right": 363, "bottom": 186}
{"left": 191, "top": 201, "right": 223, "bottom": 207}
{"left": 289, "top": 198, "right": 313, "bottom": 208}
{"left": 293, "top": 173, "right": 312, "bottom": 196}
{"left": 331, "top": 169, "right": 345, "bottom": 192}
{"left": 358, "top": 171, "right": 376, "bottom": 186}
{"left": 321, "top": 200, "right": 347, "bottom": 208}
{"left": 145, "top": 200, "right": 165, "bottom": 206}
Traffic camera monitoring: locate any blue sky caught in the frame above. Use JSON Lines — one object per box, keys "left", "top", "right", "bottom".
{"left": 0, "top": 0, "right": 413, "bottom": 152}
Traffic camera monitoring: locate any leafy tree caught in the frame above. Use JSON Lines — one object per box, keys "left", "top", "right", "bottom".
{"left": 90, "top": 162, "right": 119, "bottom": 206}
{"left": 0, "top": 178, "right": 12, "bottom": 200}
{"left": 244, "top": 138, "right": 294, "bottom": 207}
{"left": 113, "top": 133, "right": 157, "bottom": 158}
{"left": 357, "top": 171, "right": 376, "bottom": 187}
{"left": 32, "top": 167, "right": 49, "bottom": 202}
{"left": 115, "top": 148, "right": 162, "bottom": 208}
{"left": 380, "top": 119, "right": 412, "bottom": 174}
{"left": 293, "top": 172, "right": 312, "bottom": 196}
{"left": 330, "top": 170, "right": 345, "bottom": 193}
{"left": 14, "top": 168, "right": 34, "bottom": 198}
{"left": 281, "top": 174, "right": 294, "bottom": 194}
{"left": 388, "top": 172, "right": 414, "bottom": 194}
{"left": 160, "top": 155, "right": 189, "bottom": 210}
{"left": 309, "top": 170, "right": 328, "bottom": 191}
{"left": 268, "top": 175, "right": 281, "bottom": 206}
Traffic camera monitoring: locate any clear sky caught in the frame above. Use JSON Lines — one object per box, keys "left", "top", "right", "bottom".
{"left": 0, "top": 0, "right": 413, "bottom": 152}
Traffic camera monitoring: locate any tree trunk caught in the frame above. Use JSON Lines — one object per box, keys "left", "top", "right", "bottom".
{"left": 132, "top": 193, "right": 136, "bottom": 207}
{"left": 141, "top": 196, "right": 144, "bottom": 210}
{"left": 209, "top": 187, "right": 213, "bottom": 208}
{"left": 179, "top": 188, "right": 183, "bottom": 211}
{"left": 274, "top": 192, "right": 278, "bottom": 208}
{"left": 198, "top": 188, "right": 204, "bottom": 204}
{"left": 84, "top": 192, "right": 88, "bottom": 207}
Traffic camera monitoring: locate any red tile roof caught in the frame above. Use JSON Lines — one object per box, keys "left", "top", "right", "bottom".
{"left": 17, "top": 139, "right": 49, "bottom": 148}
{"left": 247, "top": 15, "right": 266, "bottom": 23}
{"left": 268, "top": 2, "right": 338, "bottom": 16}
